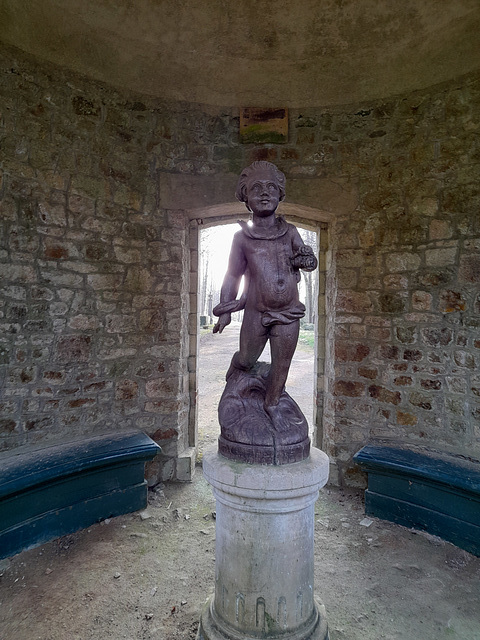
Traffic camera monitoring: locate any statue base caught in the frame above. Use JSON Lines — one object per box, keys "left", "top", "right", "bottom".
{"left": 218, "top": 362, "right": 310, "bottom": 465}
{"left": 197, "top": 447, "right": 330, "bottom": 640}
{"left": 218, "top": 434, "right": 310, "bottom": 466}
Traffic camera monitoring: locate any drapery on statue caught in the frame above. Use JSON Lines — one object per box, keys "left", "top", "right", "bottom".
{"left": 213, "top": 161, "right": 318, "bottom": 464}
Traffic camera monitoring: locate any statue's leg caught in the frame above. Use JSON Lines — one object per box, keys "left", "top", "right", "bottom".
{"left": 225, "top": 310, "right": 268, "bottom": 379}
{"left": 264, "top": 320, "right": 300, "bottom": 408}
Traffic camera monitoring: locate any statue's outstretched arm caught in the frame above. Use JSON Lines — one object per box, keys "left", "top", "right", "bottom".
{"left": 213, "top": 233, "right": 246, "bottom": 334}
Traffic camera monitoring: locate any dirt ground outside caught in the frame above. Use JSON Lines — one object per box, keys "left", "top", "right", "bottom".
{"left": 0, "top": 326, "right": 479, "bottom": 640}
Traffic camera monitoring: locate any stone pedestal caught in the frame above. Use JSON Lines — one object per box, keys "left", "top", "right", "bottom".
{"left": 197, "top": 447, "right": 330, "bottom": 640}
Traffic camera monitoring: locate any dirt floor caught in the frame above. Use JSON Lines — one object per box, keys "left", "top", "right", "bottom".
{"left": 1, "top": 327, "right": 480, "bottom": 640}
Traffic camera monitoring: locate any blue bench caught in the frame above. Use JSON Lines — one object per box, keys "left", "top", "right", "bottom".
{"left": 354, "top": 444, "right": 480, "bottom": 556}
{"left": 0, "top": 431, "right": 160, "bottom": 560}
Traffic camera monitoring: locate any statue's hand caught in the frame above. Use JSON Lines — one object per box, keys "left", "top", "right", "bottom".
{"left": 291, "top": 245, "right": 317, "bottom": 271}
{"left": 213, "top": 313, "right": 231, "bottom": 334}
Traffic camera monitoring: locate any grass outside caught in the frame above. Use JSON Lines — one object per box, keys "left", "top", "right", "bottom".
{"left": 298, "top": 329, "right": 315, "bottom": 350}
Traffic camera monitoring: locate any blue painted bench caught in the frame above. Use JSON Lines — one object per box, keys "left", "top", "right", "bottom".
{"left": 353, "top": 444, "right": 480, "bottom": 556}
{"left": 0, "top": 431, "right": 160, "bottom": 560}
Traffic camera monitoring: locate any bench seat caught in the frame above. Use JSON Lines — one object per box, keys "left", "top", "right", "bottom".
{"left": 0, "top": 431, "right": 160, "bottom": 559}
{"left": 353, "top": 444, "right": 480, "bottom": 556}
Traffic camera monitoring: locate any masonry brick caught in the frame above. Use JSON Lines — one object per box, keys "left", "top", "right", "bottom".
{"left": 429, "top": 219, "right": 452, "bottom": 240}
{"left": 403, "top": 349, "right": 423, "bottom": 362}
{"left": 409, "top": 392, "right": 433, "bottom": 410}
{"left": 411, "top": 290, "right": 432, "bottom": 311}
{"left": 459, "top": 255, "right": 480, "bottom": 283}
{"left": 368, "top": 385, "right": 401, "bottom": 405}
{"left": 334, "top": 380, "right": 365, "bottom": 397}
{"left": 335, "top": 342, "right": 370, "bottom": 362}
{"left": 386, "top": 252, "right": 421, "bottom": 272}
{"left": 421, "top": 379, "right": 442, "bottom": 390}
{"left": 379, "top": 293, "right": 405, "bottom": 313}
{"left": 115, "top": 380, "right": 139, "bottom": 400}
{"left": 358, "top": 367, "right": 377, "bottom": 379}
{"left": 439, "top": 290, "right": 466, "bottom": 312}
{"left": 397, "top": 411, "right": 418, "bottom": 426}
{"left": 380, "top": 345, "right": 399, "bottom": 360}
{"left": 425, "top": 246, "right": 458, "bottom": 267}
{"left": 421, "top": 327, "right": 453, "bottom": 346}
{"left": 453, "top": 350, "right": 476, "bottom": 369}
{"left": 336, "top": 291, "right": 373, "bottom": 314}
{"left": 55, "top": 336, "right": 91, "bottom": 363}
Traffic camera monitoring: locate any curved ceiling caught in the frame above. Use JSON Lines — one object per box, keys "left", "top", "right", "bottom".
{"left": 1, "top": 0, "right": 479, "bottom": 107}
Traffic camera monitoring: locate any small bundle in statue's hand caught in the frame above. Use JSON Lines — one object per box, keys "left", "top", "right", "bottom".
{"left": 290, "top": 245, "right": 317, "bottom": 271}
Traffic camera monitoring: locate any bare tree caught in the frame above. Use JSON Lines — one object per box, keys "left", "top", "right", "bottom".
{"left": 298, "top": 228, "right": 318, "bottom": 324}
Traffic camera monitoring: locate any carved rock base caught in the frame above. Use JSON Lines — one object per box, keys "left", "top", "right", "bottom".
{"left": 197, "top": 447, "right": 330, "bottom": 640}
{"left": 218, "top": 362, "right": 310, "bottom": 465}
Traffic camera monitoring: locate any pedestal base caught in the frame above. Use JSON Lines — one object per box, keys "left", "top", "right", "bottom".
{"left": 198, "top": 447, "right": 330, "bottom": 639}
{"left": 198, "top": 595, "right": 329, "bottom": 640}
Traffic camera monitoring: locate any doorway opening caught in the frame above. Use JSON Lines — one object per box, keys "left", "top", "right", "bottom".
{"left": 195, "top": 221, "right": 323, "bottom": 459}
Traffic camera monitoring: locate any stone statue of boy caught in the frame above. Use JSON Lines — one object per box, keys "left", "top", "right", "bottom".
{"left": 213, "top": 161, "right": 317, "bottom": 432}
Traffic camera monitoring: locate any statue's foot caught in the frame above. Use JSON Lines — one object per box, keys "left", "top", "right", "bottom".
{"left": 264, "top": 402, "right": 290, "bottom": 433}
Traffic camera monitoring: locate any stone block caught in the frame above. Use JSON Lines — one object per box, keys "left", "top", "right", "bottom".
{"left": 334, "top": 342, "right": 370, "bottom": 362}
{"left": 334, "top": 380, "right": 365, "bottom": 397}
{"left": 429, "top": 219, "right": 452, "bottom": 240}
{"left": 368, "top": 385, "right": 401, "bottom": 405}
{"left": 412, "top": 290, "right": 432, "bottom": 310}
{"left": 115, "top": 380, "right": 139, "bottom": 401}
{"left": 358, "top": 366, "right": 377, "bottom": 379}
{"left": 453, "top": 350, "right": 476, "bottom": 370}
{"left": 55, "top": 336, "right": 91, "bottom": 364}
{"left": 176, "top": 448, "right": 196, "bottom": 482}
{"left": 386, "top": 252, "right": 421, "bottom": 272}
{"left": 425, "top": 247, "right": 458, "bottom": 267}
{"left": 459, "top": 255, "right": 480, "bottom": 284}
{"left": 403, "top": 349, "right": 423, "bottom": 362}
{"left": 37, "top": 202, "right": 67, "bottom": 226}
{"left": 439, "top": 289, "right": 466, "bottom": 312}
{"left": 336, "top": 290, "right": 373, "bottom": 314}
{"left": 409, "top": 392, "right": 433, "bottom": 411}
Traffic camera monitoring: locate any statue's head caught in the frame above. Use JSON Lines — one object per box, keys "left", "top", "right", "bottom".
{"left": 235, "top": 162, "right": 286, "bottom": 213}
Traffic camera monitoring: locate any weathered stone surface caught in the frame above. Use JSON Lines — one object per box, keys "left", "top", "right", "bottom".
{"left": 397, "top": 410, "right": 418, "bottom": 426}
{"left": 335, "top": 342, "right": 370, "bottom": 362}
{"left": 336, "top": 291, "right": 373, "bottom": 314}
{"left": 368, "top": 385, "right": 401, "bottom": 405}
{"left": 334, "top": 380, "right": 365, "bottom": 397}
{"left": 439, "top": 289, "right": 466, "bottom": 312}
{"left": 386, "top": 252, "right": 421, "bottom": 272}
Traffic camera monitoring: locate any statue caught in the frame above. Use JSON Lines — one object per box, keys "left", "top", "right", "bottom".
{"left": 213, "top": 162, "right": 318, "bottom": 464}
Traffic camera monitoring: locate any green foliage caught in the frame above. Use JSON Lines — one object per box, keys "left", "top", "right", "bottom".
{"left": 298, "top": 330, "right": 315, "bottom": 350}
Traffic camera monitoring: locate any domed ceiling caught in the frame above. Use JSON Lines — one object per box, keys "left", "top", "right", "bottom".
{"left": 0, "top": 0, "right": 479, "bottom": 107}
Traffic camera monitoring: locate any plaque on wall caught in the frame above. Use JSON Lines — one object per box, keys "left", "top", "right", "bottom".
{"left": 240, "top": 108, "right": 288, "bottom": 144}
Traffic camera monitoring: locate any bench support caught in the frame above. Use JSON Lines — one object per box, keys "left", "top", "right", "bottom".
{"left": 354, "top": 444, "right": 480, "bottom": 557}
{"left": 0, "top": 432, "right": 161, "bottom": 559}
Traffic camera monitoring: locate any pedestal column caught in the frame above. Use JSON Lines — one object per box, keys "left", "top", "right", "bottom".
{"left": 197, "top": 447, "right": 329, "bottom": 640}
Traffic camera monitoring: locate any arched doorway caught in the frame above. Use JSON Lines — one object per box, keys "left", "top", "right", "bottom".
{"left": 187, "top": 202, "right": 331, "bottom": 456}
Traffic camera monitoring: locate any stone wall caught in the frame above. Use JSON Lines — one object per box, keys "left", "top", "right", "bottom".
{"left": 0, "top": 43, "right": 479, "bottom": 485}
{"left": 320, "top": 76, "right": 480, "bottom": 484}
{"left": 0, "top": 45, "right": 199, "bottom": 481}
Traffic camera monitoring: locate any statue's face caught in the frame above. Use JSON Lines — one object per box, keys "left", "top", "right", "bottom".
{"left": 245, "top": 170, "right": 280, "bottom": 216}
